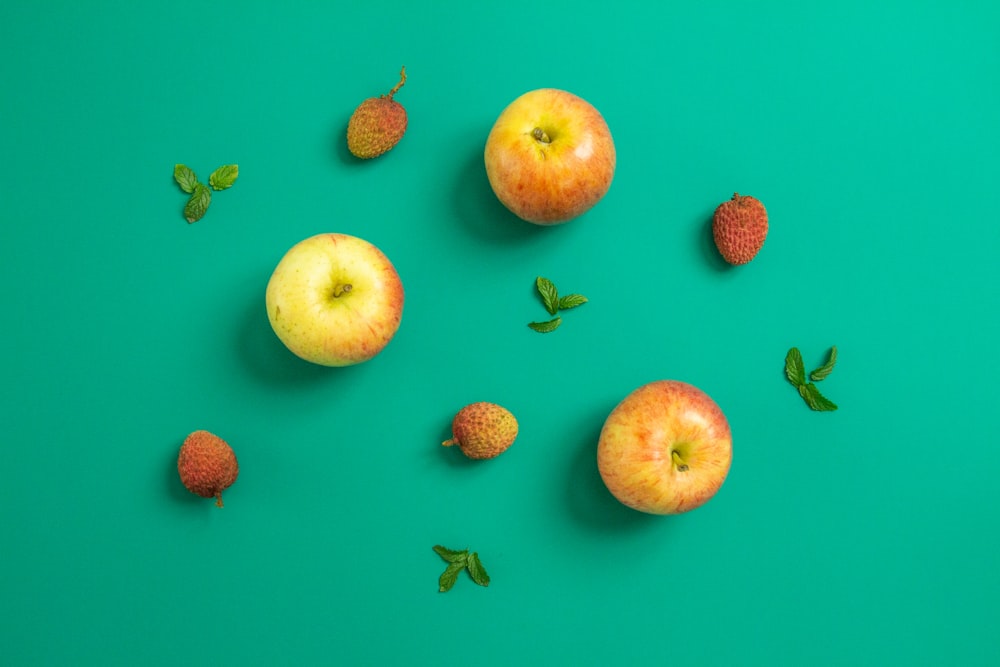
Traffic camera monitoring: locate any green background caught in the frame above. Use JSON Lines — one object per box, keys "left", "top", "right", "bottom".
{"left": 2, "top": 1, "right": 998, "bottom": 665}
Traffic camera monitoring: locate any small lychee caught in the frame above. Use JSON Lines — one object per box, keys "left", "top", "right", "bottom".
{"left": 347, "top": 66, "right": 408, "bottom": 159}
{"left": 712, "top": 193, "right": 768, "bottom": 265}
{"left": 177, "top": 430, "right": 239, "bottom": 507}
{"left": 442, "top": 402, "right": 518, "bottom": 460}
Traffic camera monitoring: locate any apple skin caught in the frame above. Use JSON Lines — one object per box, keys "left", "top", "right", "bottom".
{"left": 484, "top": 88, "right": 615, "bottom": 225}
{"left": 265, "top": 233, "right": 404, "bottom": 367}
{"left": 597, "top": 380, "right": 732, "bottom": 515}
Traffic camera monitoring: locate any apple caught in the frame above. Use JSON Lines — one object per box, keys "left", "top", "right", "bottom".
{"left": 484, "top": 88, "right": 615, "bottom": 225}
{"left": 597, "top": 380, "right": 732, "bottom": 514}
{"left": 265, "top": 233, "right": 404, "bottom": 366}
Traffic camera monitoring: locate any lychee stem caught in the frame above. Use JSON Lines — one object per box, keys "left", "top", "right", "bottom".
{"left": 215, "top": 493, "right": 224, "bottom": 508}
{"left": 386, "top": 66, "right": 406, "bottom": 99}
{"left": 442, "top": 438, "right": 458, "bottom": 447}
{"left": 671, "top": 450, "right": 689, "bottom": 472}
{"left": 532, "top": 128, "right": 551, "bottom": 144}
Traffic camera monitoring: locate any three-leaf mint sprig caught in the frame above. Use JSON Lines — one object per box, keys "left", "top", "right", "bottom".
{"left": 785, "top": 346, "right": 838, "bottom": 411}
{"left": 433, "top": 545, "right": 490, "bottom": 592}
{"left": 529, "top": 276, "right": 588, "bottom": 333}
{"left": 174, "top": 164, "right": 239, "bottom": 223}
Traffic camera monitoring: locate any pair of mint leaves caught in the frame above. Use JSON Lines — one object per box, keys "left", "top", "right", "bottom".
{"left": 173, "top": 164, "right": 239, "bottom": 223}
{"left": 785, "top": 346, "right": 838, "bottom": 411}
{"left": 433, "top": 545, "right": 490, "bottom": 592}
{"left": 529, "top": 276, "right": 588, "bottom": 333}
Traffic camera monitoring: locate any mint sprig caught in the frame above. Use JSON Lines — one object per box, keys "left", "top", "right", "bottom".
{"left": 209, "top": 164, "right": 239, "bottom": 190}
{"left": 798, "top": 383, "right": 839, "bottom": 411}
{"left": 809, "top": 345, "right": 837, "bottom": 381}
{"left": 173, "top": 164, "right": 199, "bottom": 193}
{"left": 528, "top": 317, "right": 562, "bottom": 333}
{"left": 174, "top": 163, "right": 238, "bottom": 223}
{"left": 434, "top": 545, "right": 490, "bottom": 592}
{"left": 785, "top": 346, "right": 839, "bottom": 411}
{"left": 184, "top": 183, "right": 212, "bottom": 223}
{"left": 529, "top": 276, "right": 587, "bottom": 333}
{"left": 536, "top": 277, "right": 559, "bottom": 315}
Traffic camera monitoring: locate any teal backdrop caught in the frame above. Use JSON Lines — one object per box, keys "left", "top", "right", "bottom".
{"left": 2, "top": 2, "right": 998, "bottom": 665}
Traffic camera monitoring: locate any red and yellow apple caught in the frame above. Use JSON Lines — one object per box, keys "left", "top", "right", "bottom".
{"left": 597, "top": 380, "right": 732, "bottom": 514}
{"left": 484, "top": 88, "right": 616, "bottom": 225}
{"left": 265, "top": 233, "right": 404, "bottom": 366}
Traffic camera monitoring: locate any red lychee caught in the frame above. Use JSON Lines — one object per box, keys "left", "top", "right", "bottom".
{"left": 177, "top": 430, "right": 239, "bottom": 507}
{"left": 712, "top": 193, "right": 768, "bottom": 265}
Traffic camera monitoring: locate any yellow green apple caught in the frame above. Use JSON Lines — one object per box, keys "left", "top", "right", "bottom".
{"left": 597, "top": 380, "right": 732, "bottom": 514}
{"left": 265, "top": 233, "right": 404, "bottom": 366}
{"left": 484, "top": 88, "right": 616, "bottom": 225}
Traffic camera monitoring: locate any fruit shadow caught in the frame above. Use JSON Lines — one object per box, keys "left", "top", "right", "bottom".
{"left": 236, "top": 285, "right": 360, "bottom": 389}
{"left": 563, "top": 415, "right": 660, "bottom": 534}
{"left": 451, "top": 134, "right": 558, "bottom": 245}
{"left": 699, "top": 208, "right": 733, "bottom": 273}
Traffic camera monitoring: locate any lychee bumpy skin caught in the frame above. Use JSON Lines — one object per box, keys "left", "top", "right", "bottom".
{"left": 347, "top": 66, "right": 408, "bottom": 159}
{"left": 712, "top": 193, "right": 768, "bottom": 265}
{"left": 177, "top": 430, "right": 239, "bottom": 507}
{"left": 442, "top": 402, "right": 518, "bottom": 460}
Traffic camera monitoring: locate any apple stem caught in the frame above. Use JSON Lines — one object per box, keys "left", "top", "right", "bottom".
{"left": 332, "top": 284, "right": 353, "bottom": 298}
{"left": 386, "top": 66, "right": 406, "bottom": 99}
{"left": 532, "top": 127, "right": 551, "bottom": 144}
{"left": 671, "top": 450, "right": 690, "bottom": 472}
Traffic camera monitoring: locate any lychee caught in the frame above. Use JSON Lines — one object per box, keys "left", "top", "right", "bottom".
{"left": 347, "top": 66, "right": 408, "bottom": 159}
{"left": 442, "top": 402, "right": 518, "bottom": 460}
{"left": 712, "top": 193, "right": 768, "bottom": 265}
{"left": 177, "top": 430, "right": 239, "bottom": 507}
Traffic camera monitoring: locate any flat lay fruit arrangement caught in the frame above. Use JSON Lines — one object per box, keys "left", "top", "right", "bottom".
{"left": 5, "top": 5, "right": 999, "bottom": 665}
{"left": 172, "top": 68, "right": 836, "bottom": 591}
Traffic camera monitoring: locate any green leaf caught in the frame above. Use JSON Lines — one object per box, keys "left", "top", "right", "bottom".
{"left": 557, "top": 294, "right": 588, "bottom": 310}
{"left": 798, "top": 383, "right": 838, "bottom": 411}
{"left": 528, "top": 317, "right": 562, "bottom": 333}
{"left": 536, "top": 276, "right": 559, "bottom": 315}
{"left": 183, "top": 183, "right": 212, "bottom": 223}
{"left": 209, "top": 164, "right": 239, "bottom": 190}
{"left": 173, "top": 164, "right": 198, "bottom": 194}
{"left": 466, "top": 552, "right": 490, "bottom": 587}
{"left": 809, "top": 346, "right": 838, "bottom": 382}
{"left": 785, "top": 347, "right": 806, "bottom": 386}
{"left": 433, "top": 545, "right": 468, "bottom": 564}
{"left": 438, "top": 561, "right": 465, "bottom": 593}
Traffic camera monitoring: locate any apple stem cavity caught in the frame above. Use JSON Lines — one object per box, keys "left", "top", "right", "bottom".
{"left": 332, "top": 284, "right": 353, "bottom": 298}
{"left": 671, "top": 450, "right": 690, "bottom": 472}
{"left": 531, "top": 127, "right": 551, "bottom": 144}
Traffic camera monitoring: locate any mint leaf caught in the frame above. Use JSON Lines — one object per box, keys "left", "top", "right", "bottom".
{"left": 798, "top": 383, "right": 838, "bottom": 411}
{"left": 536, "top": 277, "right": 559, "bottom": 315}
{"left": 528, "top": 317, "right": 562, "bottom": 333}
{"left": 809, "top": 346, "right": 838, "bottom": 381}
{"left": 183, "top": 183, "right": 212, "bottom": 223}
{"left": 174, "top": 164, "right": 198, "bottom": 194}
{"left": 785, "top": 347, "right": 806, "bottom": 386}
{"left": 433, "top": 545, "right": 468, "bottom": 564}
{"left": 466, "top": 552, "right": 490, "bottom": 587}
{"left": 558, "top": 294, "right": 588, "bottom": 310}
{"left": 209, "top": 164, "right": 239, "bottom": 191}
{"left": 438, "top": 561, "right": 465, "bottom": 592}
